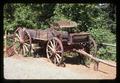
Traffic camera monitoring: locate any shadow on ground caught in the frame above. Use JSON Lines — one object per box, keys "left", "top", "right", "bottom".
{"left": 33, "top": 49, "right": 87, "bottom": 66}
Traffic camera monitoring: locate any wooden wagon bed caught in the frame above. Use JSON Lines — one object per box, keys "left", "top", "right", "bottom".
{"left": 25, "top": 28, "right": 53, "bottom": 41}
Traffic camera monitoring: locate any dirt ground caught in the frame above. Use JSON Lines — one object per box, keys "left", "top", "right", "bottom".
{"left": 4, "top": 55, "right": 116, "bottom": 79}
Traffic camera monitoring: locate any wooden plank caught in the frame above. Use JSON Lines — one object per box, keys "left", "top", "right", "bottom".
{"left": 33, "top": 37, "right": 48, "bottom": 41}
{"left": 102, "top": 43, "right": 116, "bottom": 47}
{"left": 108, "top": 51, "right": 116, "bottom": 54}
{"left": 73, "top": 49, "right": 116, "bottom": 68}
{"left": 6, "top": 45, "right": 15, "bottom": 57}
{"left": 4, "top": 31, "right": 7, "bottom": 56}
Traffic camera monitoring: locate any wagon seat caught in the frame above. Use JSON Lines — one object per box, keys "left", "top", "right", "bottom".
{"left": 51, "top": 20, "right": 77, "bottom": 42}
{"left": 60, "top": 31, "right": 69, "bottom": 42}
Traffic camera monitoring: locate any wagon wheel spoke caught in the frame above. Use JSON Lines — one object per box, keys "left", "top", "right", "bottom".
{"left": 48, "top": 45, "right": 54, "bottom": 53}
{"left": 55, "top": 54, "right": 60, "bottom": 64}
{"left": 24, "top": 43, "right": 31, "bottom": 52}
{"left": 15, "top": 37, "right": 19, "bottom": 42}
{"left": 22, "top": 42, "right": 31, "bottom": 56}
{"left": 15, "top": 33, "right": 21, "bottom": 41}
{"left": 23, "top": 44, "right": 29, "bottom": 52}
{"left": 55, "top": 53, "right": 62, "bottom": 64}
{"left": 47, "top": 45, "right": 55, "bottom": 60}
{"left": 48, "top": 50, "right": 52, "bottom": 55}
{"left": 24, "top": 43, "right": 30, "bottom": 47}
{"left": 22, "top": 44, "right": 28, "bottom": 56}
{"left": 24, "top": 39, "right": 30, "bottom": 43}
{"left": 52, "top": 39, "right": 56, "bottom": 48}
{"left": 56, "top": 53, "right": 62, "bottom": 59}
{"left": 24, "top": 34, "right": 30, "bottom": 43}
{"left": 49, "top": 40, "right": 54, "bottom": 48}
{"left": 15, "top": 45, "right": 21, "bottom": 54}
{"left": 47, "top": 48, "right": 53, "bottom": 57}
{"left": 56, "top": 43, "right": 61, "bottom": 51}
{"left": 48, "top": 52, "right": 53, "bottom": 58}
{"left": 56, "top": 51, "right": 62, "bottom": 53}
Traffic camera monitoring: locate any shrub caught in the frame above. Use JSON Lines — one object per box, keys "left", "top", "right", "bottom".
{"left": 88, "top": 28, "right": 116, "bottom": 44}
{"left": 88, "top": 28, "right": 116, "bottom": 61}
{"left": 97, "top": 46, "right": 116, "bottom": 61}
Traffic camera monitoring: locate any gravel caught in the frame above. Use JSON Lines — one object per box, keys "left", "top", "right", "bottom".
{"left": 4, "top": 57, "right": 80, "bottom": 79}
{"left": 4, "top": 56, "right": 116, "bottom": 79}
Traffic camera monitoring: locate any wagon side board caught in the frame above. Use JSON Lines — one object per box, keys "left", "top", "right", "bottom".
{"left": 25, "top": 28, "right": 62, "bottom": 42}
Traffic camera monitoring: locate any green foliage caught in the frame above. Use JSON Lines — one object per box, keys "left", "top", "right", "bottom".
{"left": 13, "top": 4, "right": 38, "bottom": 29}
{"left": 6, "top": 37, "right": 14, "bottom": 47}
{"left": 88, "top": 28, "right": 116, "bottom": 61}
{"left": 63, "top": 51, "right": 79, "bottom": 57}
{"left": 88, "top": 28, "right": 116, "bottom": 44}
{"left": 4, "top": 4, "right": 15, "bottom": 32}
{"left": 97, "top": 46, "right": 116, "bottom": 61}
{"left": 4, "top": 3, "right": 116, "bottom": 33}
{"left": 4, "top": 3, "right": 56, "bottom": 32}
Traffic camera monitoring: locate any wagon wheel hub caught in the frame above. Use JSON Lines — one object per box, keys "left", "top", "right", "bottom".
{"left": 51, "top": 48, "right": 57, "bottom": 54}
{"left": 19, "top": 39, "right": 24, "bottom": 44}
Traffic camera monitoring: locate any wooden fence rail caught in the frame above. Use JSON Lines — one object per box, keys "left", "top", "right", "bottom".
{"left": 73, "top": 49, "right": 116, "bottom": 70}
{"left": 102, "top": 43, "right": 116, "bottom": 47}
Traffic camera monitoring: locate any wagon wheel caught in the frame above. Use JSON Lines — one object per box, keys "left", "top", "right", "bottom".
{"left": 46, "top": 37, "right": 63, "bottom": 65}
{"left": 14, "top": 28, "right": 32, "bottom": 57}
{"left": 85, "top": 36, "right": 97, "bottom": 65}
{"left": 89, "top": 36, "right": 98, "bottom": 69}
{"left": 89, "top": 36, "right": 97, "bottom": 57}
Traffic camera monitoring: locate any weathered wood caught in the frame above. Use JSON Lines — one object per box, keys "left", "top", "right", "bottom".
{"left": 6, "top": 45, "right": 15, "bottom": 57}
{"left": 107, "top": 51, "right": 116, "bottom": 54}
{"left": 4, "top": 31, "right": 7, "bottom": 56}
{"left": 102, "top": 43, "right": 116, "bottom": 47}
{"left": 73, "top": 49, "right": 116, "bottom": 68}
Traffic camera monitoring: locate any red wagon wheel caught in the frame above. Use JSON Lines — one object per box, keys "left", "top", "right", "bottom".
{"left": 46, "top": 37, "right": 63, "bottom": 65}
{"left": 14, "top": 28, "right": 32, "bottom": 56}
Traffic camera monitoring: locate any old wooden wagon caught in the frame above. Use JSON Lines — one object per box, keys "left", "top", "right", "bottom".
{"left": 13, "top": 20, "right": 97, "bottom": 66}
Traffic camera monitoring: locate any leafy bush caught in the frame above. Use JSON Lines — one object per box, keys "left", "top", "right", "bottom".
{"left": 63, "top": 51, "right": 79, "bottom": 57}
{"left": 88, "top": 28, "right": 116, "bottom": 61}
{"left": 4, "top": 3, "right": 56, "bottom": 32}
{"left": 97, "top": 46, "right": 116, "bottom": 61}
{"left": 88, "top": 28, "right": 116, "bottom": 44}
